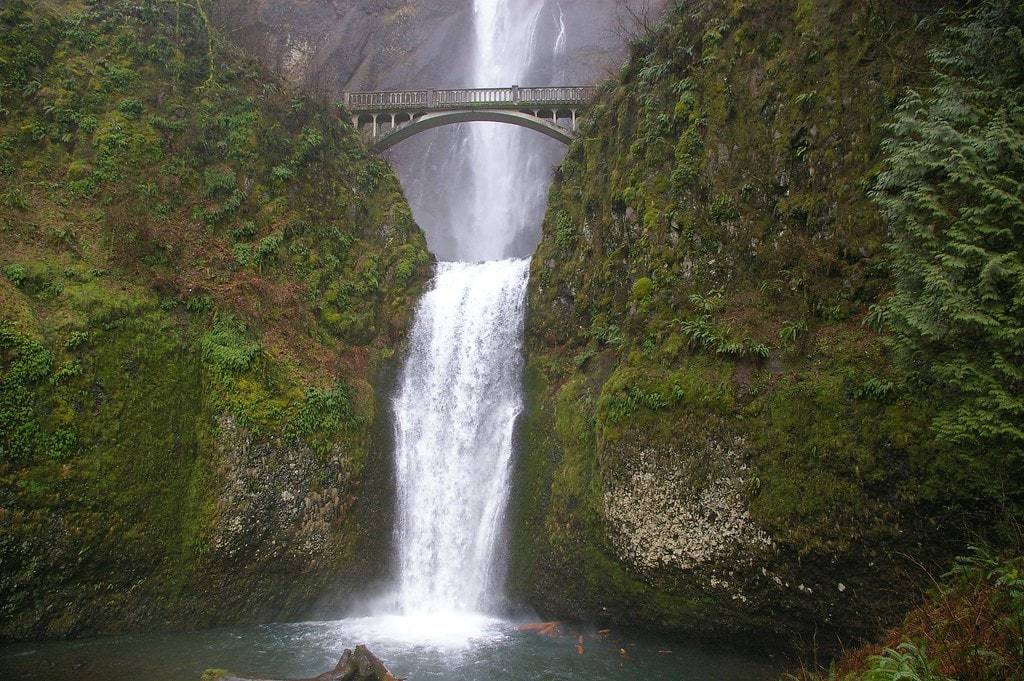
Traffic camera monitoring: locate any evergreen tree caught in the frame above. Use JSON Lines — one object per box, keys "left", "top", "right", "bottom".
{"left": 870, "top": 2, "right": 1024, "bottom": 460}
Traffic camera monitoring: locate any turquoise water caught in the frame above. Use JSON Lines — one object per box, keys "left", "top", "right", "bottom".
{"left": 0, "top": 616, "right": 781, "bottom": 680}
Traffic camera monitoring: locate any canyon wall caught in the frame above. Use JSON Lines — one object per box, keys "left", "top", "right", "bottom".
{"left": 0, "top": 0, "right": 429, "bottom": 641}
{"left": 509, "top": 0, "right": 1022, "bottom": 650}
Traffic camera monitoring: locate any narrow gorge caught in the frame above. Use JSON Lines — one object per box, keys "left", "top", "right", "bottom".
{"left": 1, "top": 1, "right": 1022, "bottom": 680}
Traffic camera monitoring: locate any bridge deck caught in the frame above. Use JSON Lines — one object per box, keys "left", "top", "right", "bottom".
{"left": 343, "top": 86, "right": 594, "bottom": 113}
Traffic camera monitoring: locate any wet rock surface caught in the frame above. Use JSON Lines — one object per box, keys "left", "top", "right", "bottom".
{"left": 506, "top": 0, "right": 965, "bottom": 649}
{"left": 602, "top": 439, "right": 772, "bottom": 576}
{"left": 209, "top": 415, "right": 357, "bottom": 565}
{"left": 213, "top": 0, "right": 668, "bottom": 93}
{"left": 203, "top": 645, "right": 400, "bottom": 681}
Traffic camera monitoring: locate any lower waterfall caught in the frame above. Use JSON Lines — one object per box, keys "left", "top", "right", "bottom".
{"left": 392, "top": 258, "right": 532, "bottom": 617}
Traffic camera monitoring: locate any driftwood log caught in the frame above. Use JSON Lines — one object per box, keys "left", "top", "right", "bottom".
{"left": 203, "top": 645, "right": 401, "bottom": 681}
{"left": 517, "top": 621, "right": 564, "bottom": 638}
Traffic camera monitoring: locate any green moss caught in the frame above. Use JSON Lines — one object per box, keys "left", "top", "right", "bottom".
{"left": 0, "top": 0, "right": 429, "bottom": 642}
{"left": 510, "top": 0, "right": 1006, "bottom": 651}
{"left": 200, "top": 670, "right": 230, "bottom": 681}
{"left": 630, "top": 277, "right": 653, "bottom": 301}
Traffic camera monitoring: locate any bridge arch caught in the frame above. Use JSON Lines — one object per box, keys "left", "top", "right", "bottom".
{"left": 343, "top": 86, "right": 594, "bottom": 153}
{"left": 368, "top": 109, "right": 574, "bottom": 153}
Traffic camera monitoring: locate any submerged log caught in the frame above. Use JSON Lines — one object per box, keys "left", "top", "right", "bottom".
{"left": 517, "top": 621, "right": 564, "bottom": 638}
{"left": 201, "top": 645, "right": 401, "bottom": 681}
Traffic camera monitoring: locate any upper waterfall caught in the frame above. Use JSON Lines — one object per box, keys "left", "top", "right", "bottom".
{"left": 460, "top": 0, "right": 552, "bottom": 261}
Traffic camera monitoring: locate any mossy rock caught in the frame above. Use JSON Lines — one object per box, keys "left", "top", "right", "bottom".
{"left": 0, "top": 0, "right": 428, "bottom": 643}
{"left": 507, "top": 0, "right": 1011, "bottom": 653}
{"left": 200, "top": 671, "right": 231, "bottom": 681}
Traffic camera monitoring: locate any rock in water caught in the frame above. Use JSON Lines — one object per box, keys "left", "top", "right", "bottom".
{"left": 202, "top": 646, "right": 401, "bottom": 681}
{"left": 330, "top": 646, "right": 401, "bottom": 681}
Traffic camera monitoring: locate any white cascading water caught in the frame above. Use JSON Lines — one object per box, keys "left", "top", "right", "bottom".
{"left": 387, "top": 0, "right": 550, "bottom": 629}
{"left": 392, "top": 260, "right": 529, "bottom": 615}
{"left": 461, "top": 0, "right": 547, "bottom": 261}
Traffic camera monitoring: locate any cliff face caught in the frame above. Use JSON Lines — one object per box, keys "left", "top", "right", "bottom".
{"left": 210, "top": 0, "right": 470, "bottom": 92}
{"left": 210, "top": 0, "right": 669, "bottom": 92}
{"left": 0, "top": 0, "right": 429, "bottom": 641}
{"left": 507, "top": 0, "right": 1015, "bottom": 647}
{"left": 209, "top": 0, "right": 671, "bottom": 261}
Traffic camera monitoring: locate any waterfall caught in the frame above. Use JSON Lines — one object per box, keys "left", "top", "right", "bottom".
{"left": 388, "top": 0, "right": 544, "bottom": 624}
{"left": 392, "top": 260, "right": 530, "bottom": 614}
{"left": 461, "top": 0, "right": 546, "bottom": 260}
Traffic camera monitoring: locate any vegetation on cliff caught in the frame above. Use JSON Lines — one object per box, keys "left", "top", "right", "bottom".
{"left": 510, "top": 0, "right": 1023, "bottom": 655}
{"left": 0, "top": 0, "right": 429, "bottom": 641}
{"left": 794, "top": 550, "right": 1023, "bottom": 680}
{"left": 869, "top": 0, "right": 1024, "bottom": 470}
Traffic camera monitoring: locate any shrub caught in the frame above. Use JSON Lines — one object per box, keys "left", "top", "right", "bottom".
{"left": 3, "top": 263, "right": 27, "bottom": 286}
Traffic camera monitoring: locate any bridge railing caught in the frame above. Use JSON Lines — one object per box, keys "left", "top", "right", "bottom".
{"left": 434, "top": 87, "right": 516, "bottom": 106}
{"left": 346, "top": 90, "right": 432, "bottom": 110}
{"left": 518, "top": 86, "right": 593, "bottom": 105}
{"left": 343, "top": 86, "right": 595, "bottom": 113}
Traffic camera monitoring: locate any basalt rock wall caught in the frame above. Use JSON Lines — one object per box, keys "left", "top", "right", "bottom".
{"left": 0, "top": 0, "right": 430, "bottom": 641}
{"left": 505, "top": 0, "right": 1019, "bottom": 650}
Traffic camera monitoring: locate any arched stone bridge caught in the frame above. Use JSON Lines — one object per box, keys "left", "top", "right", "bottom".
{"left": 342, "top": 86, "right": 595, "bottom": 152}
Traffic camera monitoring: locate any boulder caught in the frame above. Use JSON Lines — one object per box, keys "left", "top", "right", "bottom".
{"left": 202, "top": 646, "right": 401, "bottom": 681}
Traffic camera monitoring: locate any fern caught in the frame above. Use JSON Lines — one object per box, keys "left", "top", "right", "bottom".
{"left": 688, "top": 287, "right": 724, "bottom": 313}
{"left": 636, "top": 59, "right": 669, "bottom": 84}
{"left": 861, "top": 643, "right": 952, "bottom": 681}
{"left": 779, "top": 319, "right": 808, "bottom": 347}
{"left": 554, "top": 211, "right": 574, "bottom": 250}
{"left": 201, "top": 318, "right": 260, "bottom": 379}
{"left": 869, "top": 0, "right": 1024, "bottom": 454}
{"left": 855, "top": 378, "right": 895, "bottom": 403}
{"left": 681, "top": 315, "right": 770, "bottom": 360}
